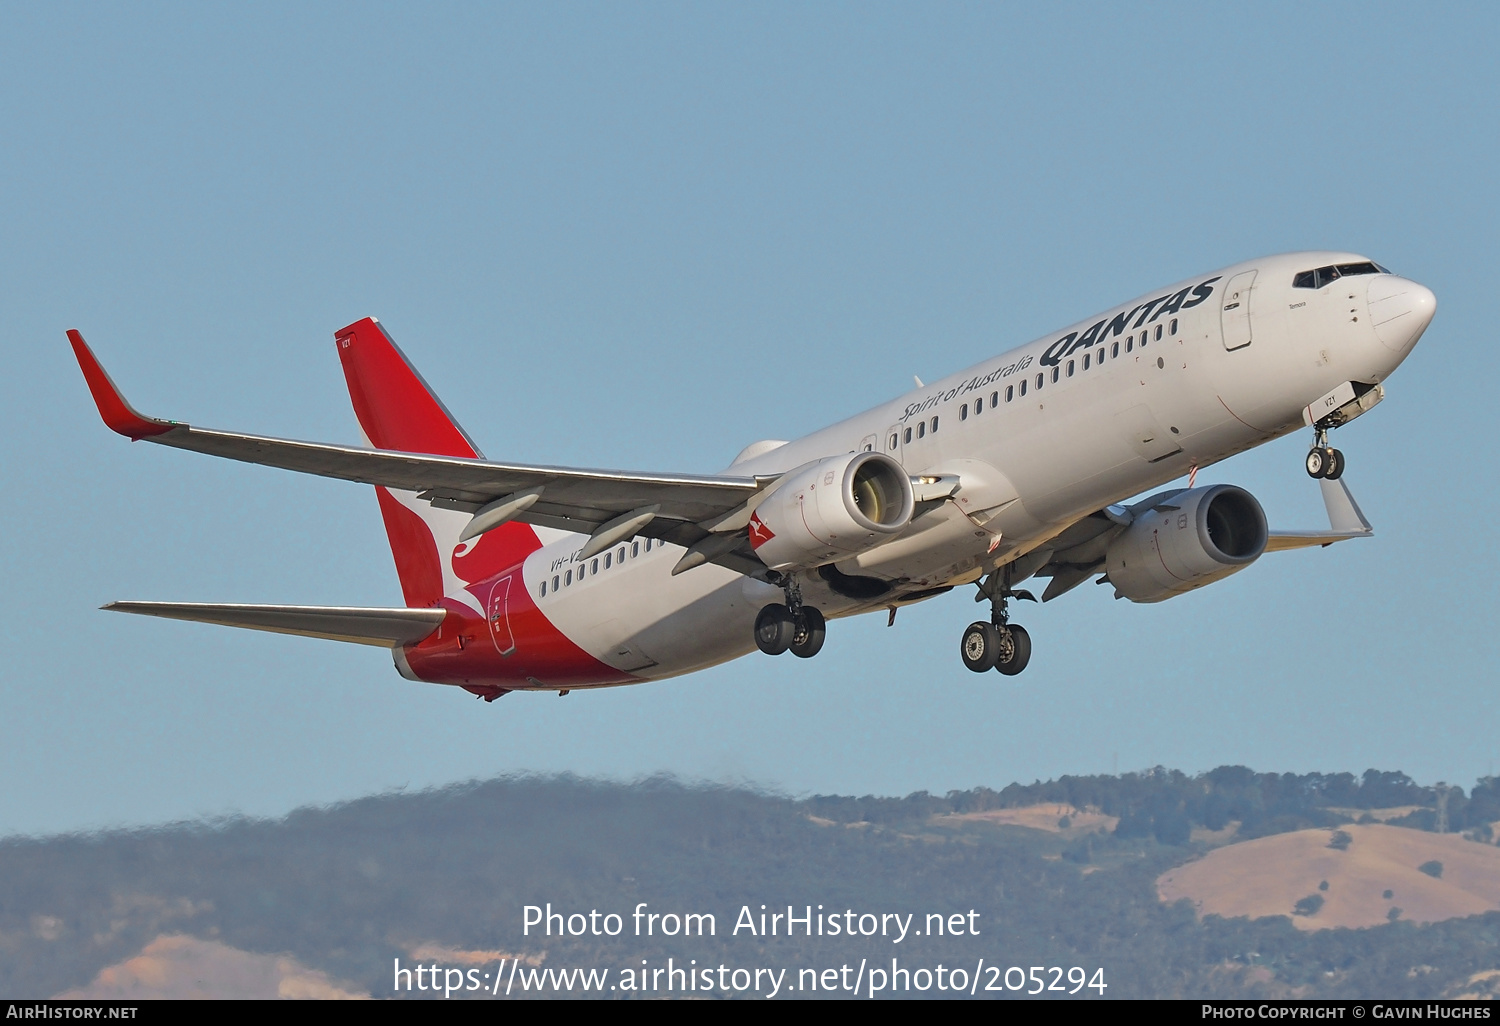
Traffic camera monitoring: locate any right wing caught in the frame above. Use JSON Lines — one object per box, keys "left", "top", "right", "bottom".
{"left": 69, "top": 331, "right": 768, "bottom": 565}
{"left": 1264, "top": 478, "right": 1373, "bottom": 551}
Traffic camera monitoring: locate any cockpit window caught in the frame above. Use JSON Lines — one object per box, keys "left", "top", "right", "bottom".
{"left": 1293, "top": 261, "right": 1386, "bottom": 289}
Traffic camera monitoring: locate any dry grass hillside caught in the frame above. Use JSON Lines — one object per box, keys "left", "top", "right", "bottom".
{"left": 937, "top": 805, "right": 1119, "bottom": 835}
{"left": 1158, "top": 823, "right": 1500, "bottom": 931}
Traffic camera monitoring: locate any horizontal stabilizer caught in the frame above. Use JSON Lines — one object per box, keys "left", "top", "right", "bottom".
{"left": 1265, "top": 478, "right": 1374, "bottom": 552}
{"left": 104, "top": 602, "right": 446, "bottom": 647}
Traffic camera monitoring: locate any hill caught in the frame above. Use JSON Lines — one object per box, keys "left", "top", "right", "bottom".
{"left": 3, "top": 769, "right": 1499, "bottom": 1000}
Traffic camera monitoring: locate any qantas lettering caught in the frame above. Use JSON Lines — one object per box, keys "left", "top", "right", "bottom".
{"left": 1039, "top": 276, "right": 1221, "bottom": 367}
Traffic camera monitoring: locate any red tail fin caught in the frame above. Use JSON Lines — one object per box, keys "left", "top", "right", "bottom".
{"left": 334, "top": 318, "right": 535, "bottom": 609}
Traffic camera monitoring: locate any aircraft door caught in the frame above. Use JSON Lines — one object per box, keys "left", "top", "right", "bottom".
{"left": 1220, "top": 270, "right": 1257, "bottom": 351}
{"left": 883, "top": 425, "right": 904, "bottom": 465}
{"left": 487, "top": 574, "right": 517, "bottom": 656}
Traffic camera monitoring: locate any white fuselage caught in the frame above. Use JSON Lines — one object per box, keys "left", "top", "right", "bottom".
{"left": 518, "top": 252, "right": 1430, "bottom": 685}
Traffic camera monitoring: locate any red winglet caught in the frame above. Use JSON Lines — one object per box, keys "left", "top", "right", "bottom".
{"left": 66, "top": 330, "right": 176, "bottom": 439}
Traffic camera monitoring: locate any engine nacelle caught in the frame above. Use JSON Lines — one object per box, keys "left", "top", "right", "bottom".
{"left": 749, "top": 452, "right": 915, "bottom": 572}
{"left": 1105, "top": 484, "right": 1268, "bottom": 603}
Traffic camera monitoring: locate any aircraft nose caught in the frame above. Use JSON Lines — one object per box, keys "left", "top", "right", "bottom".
{"left": 1366, "top": 275, "right": 1436, "bottom": 352}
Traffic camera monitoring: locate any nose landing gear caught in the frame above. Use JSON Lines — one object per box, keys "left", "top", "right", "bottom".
{"left": 754, "top": 575, "right": 826, "bottom": 658}
{"left": 1305, "top": 428, "right": 1345, "bottom": 481}
{"left": 960, "top": 569, "right": 1035, "bottom": 675}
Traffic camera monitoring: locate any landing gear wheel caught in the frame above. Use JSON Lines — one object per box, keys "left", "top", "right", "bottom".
{"left": 754, "top": 603, "right": 795, "bottom": 656}
{"left": 1324, "top": 448, "right": 1345, "bottom": 481}
{"left": 994, "top": 624, "right": 1032, "bottom": 676}
{"left": 789, "top": 606, "right": 826, "bottom": 659}
{"left": 1305, "top": 448, "right": 1328, "bottom": 479}
{"left": 961, "top": 621, "right": 1000, "bottom": 672}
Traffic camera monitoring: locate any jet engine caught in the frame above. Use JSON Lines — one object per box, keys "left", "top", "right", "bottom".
{"left": 749, "top": 452, "right": 915, "bottom": 572}
{"left": 1105, "top": 484, "right": 1267, "bottom": 603}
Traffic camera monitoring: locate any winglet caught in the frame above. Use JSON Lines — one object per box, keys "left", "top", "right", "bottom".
{"left": 1320, "top": 477, "right": 1372, "bottom": 534}
{"left": 66, "top": 330, "right": 177, "bottom": 439}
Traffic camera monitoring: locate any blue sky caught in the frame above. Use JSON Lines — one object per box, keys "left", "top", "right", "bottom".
{"left": 2, "top": 3, "right": 1497, "bottom": 836}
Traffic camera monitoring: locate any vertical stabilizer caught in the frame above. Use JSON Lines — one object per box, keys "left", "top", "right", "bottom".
{"left": 333, "top": 318, "right": 537, "bottom": 609}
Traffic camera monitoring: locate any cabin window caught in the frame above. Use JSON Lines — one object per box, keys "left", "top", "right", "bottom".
{"left": 1111, "top": 342, "right": 1119, "bottom": 358}
{"left": 1126, "top": 337, "right": 1133, "bottom": 353}
{"left": 889, "top": 433, "right": 898, "bottom": 449}
{"left": 1169, "top": 318, "right": 1178, "bottom": 335}
{"left": 1096, "top": 347, "right": 1104, "bottom": 364}
{"left": 990, "top": 391, "right": 999, "bottom": 407}
{"left": 553, "top": 575, "right": 560, "bottom": 591}
{"left": 917, "top": 421, "right": 925, "bottom": 439}
{"left": 975, "top": 397, "right": 984, "bottom": 414}
{"left": 1067, "top": 359, "right": 1075, "bottom": 377}
{"left": 1293, "top": 270, "right": 1316, "bottom": 289}
{"left": 1006, "top": 384, "right": 1014, "bottom": 401}
{"left": 960, "top": 403, "right": 968, "bottom": 420}
{"left": 1083, "top": 353, "right": 1091, "bottom": 370}
{"left": 565, "top": 569, "right": 573, "bottom": 586}
{"left": 1019, "top": 379, "right": 1027, "bottom": 397}
{"left": 631, "top": 541, "right": 639, "bottom": 558}
{"left": 539, "top": 581, "right": 547, "bottom": 597}
{"left": 591, "top": 558, "right": 599, "bottom": 574}
{"left": 604, "top": 552, "right": 612, "bottom": 569}
{"left": 1051, "top": 366, "right": 1060, "bottom": 383}
{"left": 1154, "top": 324, "right": 1163, "bottom": 341}
{"left": 930, "top": 415, "right": 939, "bottom": 433}
{"left": 618, "top": 547, "right": 626, "bottom": 563}
{"left": 904, "top": 427, "right": 912, "bottom": 444}
{"left": 577, "top": 563, "right": 586, "bottom": 580}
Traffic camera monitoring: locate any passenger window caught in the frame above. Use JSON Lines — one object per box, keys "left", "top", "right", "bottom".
{"left": 1169, "top": 318, "right": 1178, "bottom": 336}
{"left": 553, "top": 575, "right": 560, "bottom": 591}
{"left": 539, "top": 581, "right": 547, "bottom": 597}
{"left": 591, "top": 558, "right": 599, "bottom": 574}
{"left": 1083, "top": 353, "right": 1091, "bottom": 370}
{"left": 1096, "top": 348, "right": 1104, "bottom": 364}
{"left": 1111, "top": 342, "right": 1119, "bottom": 358}
{"left": 888, "top": 433, "right": 898, "bottom": 450}
{"left": 1154, "top": 325, "right": 1162, "bottom": 341}
{"left": 960, "top": 403, "right": 968, "bottom": 420}
{"left": 975, "top": 397, "right": 983, "bottom": 414}
{"left": 904, "top": 427, "right": 912, "bottom": 444}
{"left": 645, "top": 538, "right": 653, "bottom": 551}
{"left": 604, "top": 553, "right": 612, "bottom": 569}
{"left": 618, "top": 546, "right": 626, "bottom": 563}
{"left": 631, "top": 541, "right": 639, "bottom": 558}
{"left": 1019, "top": 379, "right": 1028, "bottom": 397}
{"left": 1293, "top": 270, "right": 1316, "bottom": 289}
{"left": 1125, "top": 337, "right": 1133, "bottom": 353}
{"left": 1035, "top": 372, "right": 1044, "bottom": 390}
{"left": 1006, "top": 384, "right": 1014, "bottom": 402}
{"left": 1138, "top": 331, "right": 1146, "bottom": 348}
{"left": 565, "top": 569, "right": 572, "bottom": 585}
{"left": 930, "top": 416, "right": 939, "bottom": 433}
{"left": 577, "top": 564, "right": 585, "bottom": 580}
{"left": 916, "top": 422, "right": 925, "bottom": 439}
{"left": 1067, "top": 359, "right": 1075, "bottom": 377}
{"left": 1051, "top": 367, "right": 1060, "bottom": 383}
{"left": 990, "top": 391, "right": 999, "bottom": 407}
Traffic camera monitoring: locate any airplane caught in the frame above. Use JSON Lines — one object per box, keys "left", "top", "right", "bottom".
{"left": 68, "top": 251, "right": 1435, "bottom": 700}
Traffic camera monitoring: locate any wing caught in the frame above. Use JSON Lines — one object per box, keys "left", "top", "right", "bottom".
{"left": 68, "top": 331, "right": 768, "bottom": 567}
{"left": 1264, "top": 477, "right": 1373, "bottom": 551}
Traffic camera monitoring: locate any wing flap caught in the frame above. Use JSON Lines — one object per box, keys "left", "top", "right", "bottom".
{"left": 104, "top": 602, "right": 447, "bottom": 647}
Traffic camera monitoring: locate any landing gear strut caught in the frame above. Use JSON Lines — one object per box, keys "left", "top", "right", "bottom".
{"left": 1305, "top": 427, "right": 1345, "bottom": 481}
{"left": 755, "top": 575, "right": 826, "bottom": 658}
{"left": 961, "top": 568, "right": 1035, "bottom": 675}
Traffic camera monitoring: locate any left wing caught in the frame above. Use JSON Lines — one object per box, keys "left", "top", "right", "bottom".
{"left": 69, "top": 331, "right": 769, "bottom": 567}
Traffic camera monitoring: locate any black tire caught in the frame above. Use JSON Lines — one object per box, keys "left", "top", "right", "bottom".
{"left": 754, "top": 603, "right": 795, "bottom": 656}
{"left": 961, "top": 621, "right": 999, "bottom": 672}
{"left": 1324, "top": 448, "right": 1345, "bottom": 481}
{"left": 789, "top": 607, "right": 826, "bottom": 659}
{"left": 1305, "top": 448, "right": 1326, "bottom": 479}
{"left": 995, "top": 624, "right": 1032, "bottom": 676}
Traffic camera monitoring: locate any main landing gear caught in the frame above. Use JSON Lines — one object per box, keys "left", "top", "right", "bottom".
{"left": 960, "top": 569, "right": 1035, "bottom": 675}
{"left": 1305, "top": 427, "right": 1345, "bottom": 481}
{"left": 755, "top": 575, "right": 826, "bottom": 659}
